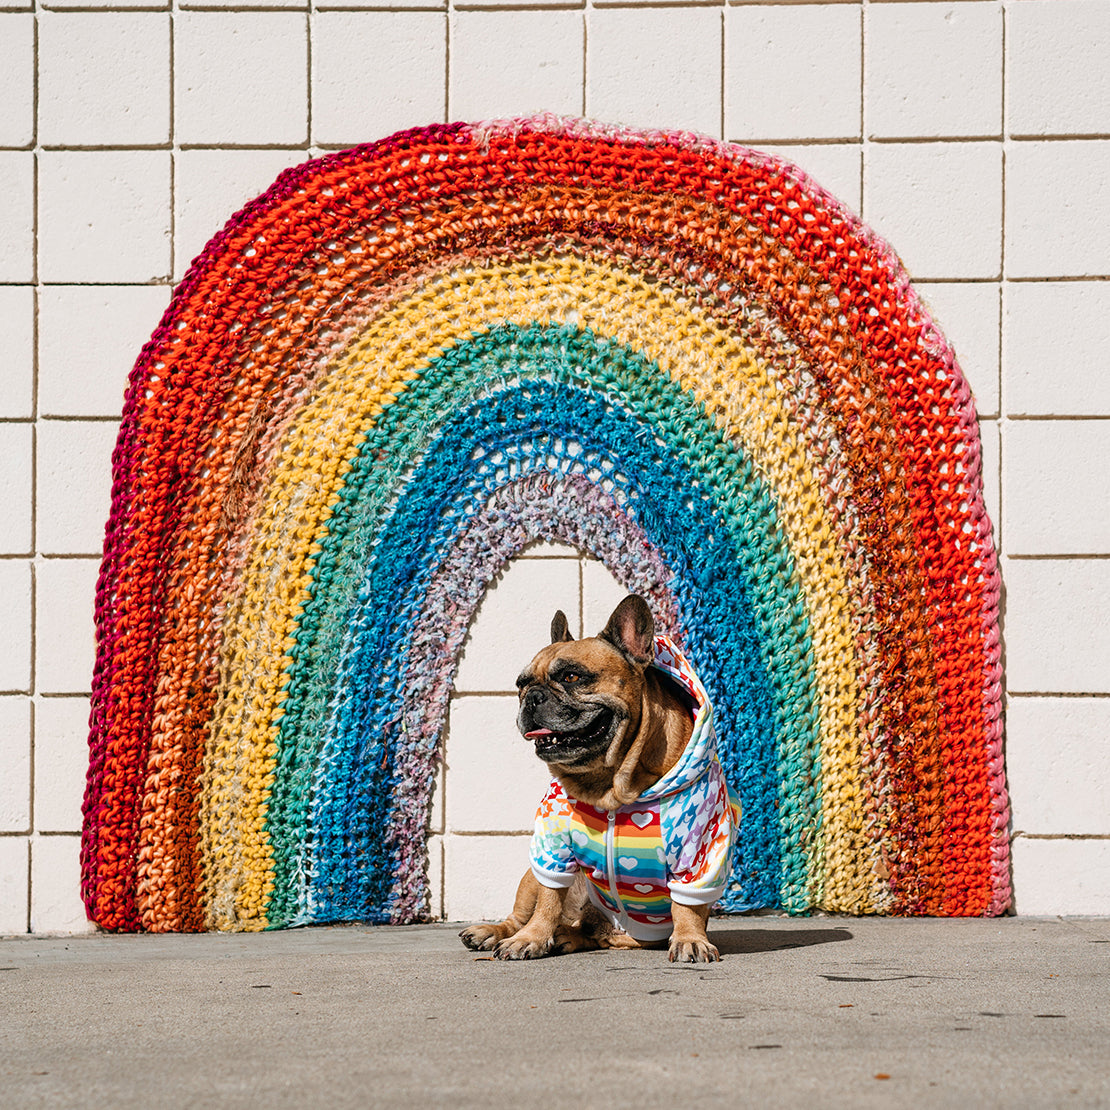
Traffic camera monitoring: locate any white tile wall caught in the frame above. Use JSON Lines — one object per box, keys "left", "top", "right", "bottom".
{"left": 38, "top": 12, "right": 171, "bottom": 147}
{"left": 0, "top": 561, "right": 32, "bottom": 694}
{"left": 0, "top": 697, "right": 32, "bottom": 832}
{"left": 866, "top": 2, "right": 1002, "bottom": 139}
{"left": 174, "top": 12, "right": 309, "bottom": 146}
{"left": 0, "top": 423, "right": 33, "bottom": 555}
{"left": 588, "top": 9, "right": 723, "bottom": 136}
{"left": 38, "top": 151, "right": 172, "bottom": 283}
{"left": 36, "top": 421, "right": 118, "bottom": 556}
{"left": 0, "top": 14, "right": 35, "bottom": 149}
{"left": 37, "top": 285, "right": 170, "bottom": 417}
{"left": 0, "top": 152, "right": 34, "bottom": 283}
{"left": 312, "top": 13, "right": 445, "bottom": 147}
{"left": 1007, "top": 0, "right": 1110, "bottom": 138}
{"left": 1004, "top": 282, "right": 1110, "bottom": 417}
{"left": 864, "top": 141, "right": 1003, "bottom": 280}
{"left": 449, "top": 12, "right": 583, "bottom": 123}
{"left": 2, "top": 0, "right": 1109, "bottom": 932}
{"left": 33, "top": 697, "right": 89, "bottom": 833}
{"left": 1006, "top": 698, "right": 1110, "bottom": 837}
{"left": 0, "top": 286, "right": 35, "bottom": 419}
{"left": 727, "top": 5, "right": 861, "bottom": 141}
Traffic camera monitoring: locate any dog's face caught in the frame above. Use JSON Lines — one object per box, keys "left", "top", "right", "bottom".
{"left": 515, "top": 595, "right": 656, "bottom": 773}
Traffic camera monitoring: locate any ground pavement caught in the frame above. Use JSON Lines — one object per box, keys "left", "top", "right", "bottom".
{"left": 2, "top": 916, "right": 1108, "bottom": 1108}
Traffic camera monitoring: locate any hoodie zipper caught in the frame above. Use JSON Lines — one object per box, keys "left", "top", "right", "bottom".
{"left": 604, "top": 809, "right": 628, "bottom": 925}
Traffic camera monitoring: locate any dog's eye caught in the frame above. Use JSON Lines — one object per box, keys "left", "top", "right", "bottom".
{"left": 562, "top": 672, "right": 581, "bottom": 684}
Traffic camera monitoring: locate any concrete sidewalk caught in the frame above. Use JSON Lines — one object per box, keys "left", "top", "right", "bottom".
{"left": 2, "top": 916, "right": 1108, "bottom": 1109}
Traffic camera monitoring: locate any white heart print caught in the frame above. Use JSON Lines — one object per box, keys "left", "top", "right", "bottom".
{"left": 631, "top": 812, "right": 652, "bottom": 828}
{"left": 618, "top": 856, "right": 638, "bottom": 869}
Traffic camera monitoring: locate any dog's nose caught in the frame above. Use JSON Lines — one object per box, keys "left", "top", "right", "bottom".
{"left": 525, "top": 686, "right": 547, "bottom": 709}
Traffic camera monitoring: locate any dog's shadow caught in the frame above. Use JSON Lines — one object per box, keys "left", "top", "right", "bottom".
{"left": 710, "top": 924, "right": 853, "bottom": 956}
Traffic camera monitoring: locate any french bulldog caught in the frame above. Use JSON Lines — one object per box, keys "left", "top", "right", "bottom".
{"left": 459, "top": 594, "right": 737, "bottom": 963}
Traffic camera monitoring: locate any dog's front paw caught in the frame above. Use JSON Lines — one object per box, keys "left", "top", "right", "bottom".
{"left": 668, "top": 937, "right": 720, "bottom": 963}
{"left": 459, "top": 923, "right": 511, "bottom": 951}
{"left": 494, "top": 932, "right": 555, "bottom": 960}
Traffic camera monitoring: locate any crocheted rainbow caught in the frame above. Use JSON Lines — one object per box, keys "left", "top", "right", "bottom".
{"left": 81, "top": 116, "right": 1010, "bottom": 932}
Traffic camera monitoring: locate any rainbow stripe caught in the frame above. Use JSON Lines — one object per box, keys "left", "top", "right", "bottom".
{"left": 80, "top": 115, "right": 1010, "bottom": 932}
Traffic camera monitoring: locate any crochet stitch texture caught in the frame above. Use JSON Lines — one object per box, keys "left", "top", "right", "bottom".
{"left": 80, "top": 115, "right": 1010, "bottom": 932}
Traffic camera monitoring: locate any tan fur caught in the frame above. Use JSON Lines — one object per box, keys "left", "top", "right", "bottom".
{"left": 459, "top": 596, "right": 721, "bottom": 963}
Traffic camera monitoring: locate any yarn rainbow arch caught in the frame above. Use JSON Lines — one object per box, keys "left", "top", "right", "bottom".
{"left": 81, "top": 116, "right": 1010, "bottom": 932}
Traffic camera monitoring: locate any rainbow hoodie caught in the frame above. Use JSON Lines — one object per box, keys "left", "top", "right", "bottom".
{"left": 529, "top": 636, "right": 740, "bottom": 941}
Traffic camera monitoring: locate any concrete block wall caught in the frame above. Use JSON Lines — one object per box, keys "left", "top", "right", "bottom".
{"left": 0, "top": 0, "right": 1107, "bottom": 932}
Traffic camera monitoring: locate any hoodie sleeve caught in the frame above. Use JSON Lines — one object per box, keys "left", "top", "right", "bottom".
{"left": 662, "top": 758, "right": 739, "bottom": 906}
{"left": 530, "top": 780, "right": 579, "bottom": 889}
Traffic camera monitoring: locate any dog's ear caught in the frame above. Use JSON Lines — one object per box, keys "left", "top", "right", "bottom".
{"left": 550, "top": 610, "right": 574, "bottom": 644}
{"left": 599, "top": 595, "right": 655, "bottom": 666}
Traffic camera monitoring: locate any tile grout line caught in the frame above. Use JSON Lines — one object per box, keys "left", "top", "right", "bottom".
{"left": 28, "top": 0, "right": 40, "bottom": 931}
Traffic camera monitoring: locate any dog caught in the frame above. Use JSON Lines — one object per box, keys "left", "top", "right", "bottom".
{"left": 459, "top": 594, "right": 738, "bottom": 963}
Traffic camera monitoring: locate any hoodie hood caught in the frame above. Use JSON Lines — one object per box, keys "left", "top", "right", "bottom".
{"left": 634, "top": 635, "right": 719, "bottom": 804}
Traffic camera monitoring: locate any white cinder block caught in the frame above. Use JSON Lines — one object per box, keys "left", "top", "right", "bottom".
{"left": 728, "top": 5, "right": 860, "bottom": 141}
{"left": 175, "top": 13, "right": 308, "bottom": 146}
{"left": 588, "top": 9, "right": 722, "bottom": 139}
{"left": 1003, "top": 559, "right": 1110, "bottom": 695}
{"left": 0, "top": 14, "right": 34, "bottom": 147}
{"left": 1006, "top": 697, "right": 1110, "bottom": 836}
{"left": 866, "top": 2, "right": 1002, "bottom": 139}
{"left": 37, "top": 421, "right": 117, "bottom": 556}
{"left": 174, "top": 149, "right": 305, "bottom": 282}
{"left": 181, "top": 0, "right": 304, "bottom": 9}
{"left": 38, "top": 12, "right": 170, "bottom": 146}
{"left": 38, "top": 285, "right": 170, "bottom": 418}
{"left": 44, "top": 0, "right": 166, "bottom": 9}
{"left": 0, "top": 838, "right": 29, "bottom": 934}
{"left": 864, "top": 142, "right": 1002, "bottom": 280}
{"left": 312, "top": 13, "right": 445, "bottom": 147}
{"left": 581, "top": 559, "right": 630, "bottom": 639}
{"left": 1008, "top": 0, "right": 1110, "bottom": 137}
{"left": 758, "top": 144, "right": 862, "bottom": 216}
{"left": 426, "top": 834, "right": 443, "bottom": 920}
{"left": 977, "top": 419, "right": 999, "bottom": 541}
{"left": 0, "top": 153, "right": 34, "bottom": 283}
{"left": 0, "top": 697, "right": 31, "bottom": 832}
{"left": 38, "top": 152, "right": 171, "bottom": 283}
{"left": 0, "top": 287, "right": 34, "bottom": 419}
{"left": 34, "top": 697, "right": 90, "bottom": 834}
{"left": 35, "top": 559, "right": 100, "bottom": 696}
{"left": 445, "top": 696, "right": 552, "bottom": 834}
{"left": 0, "top": 423, "right": 32, "bottom": 555}
{"left": 454, "top": 556, "right": 580, "bottom": 692}
{"left": 1004, "top": 283, "right": 1110, "bottom": 417}
{"left": 915, "top": 282, "right": 1000, "bottom": 418}
{"left": 1003, "top": 421, "right": 1110, "bottom": 556}
{"left": 0, "top": 562, "right": 31, "bottom": 693}
{"left": 442, "top": 833, "right": 531, "bottom": 923}
{"left": 428, "top": 759, "right": 444, "bottom": 835}
{"left": 450, "top": 12, "right": 583, "bottom": 123}
{"left": 1011, "top": 837, "right": 1110, "bottom": 916}
{"left": 1006, "top": 141, "right": 1110, "bottom": 279}
{"left": 30, "top": 835, "right": 94, "bottom": 934}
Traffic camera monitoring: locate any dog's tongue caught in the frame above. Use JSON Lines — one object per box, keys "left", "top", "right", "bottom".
{"left": 525, "top": 728, "right": 554, "bottom": 740}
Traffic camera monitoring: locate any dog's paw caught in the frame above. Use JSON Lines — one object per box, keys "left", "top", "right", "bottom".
{"left": 494, "top": 933, "right": 555, "bottom": 961}
{"left": 459, "top": 923, "right": 508, "bottom": 951}
{"left": 668, "top": 937, "right": 720, "bottom": 964}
